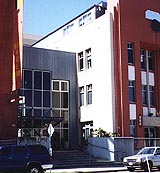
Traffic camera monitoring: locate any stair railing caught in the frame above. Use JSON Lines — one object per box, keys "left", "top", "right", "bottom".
{"left": 70, "top": 143, "right": 91, "bottom": 166}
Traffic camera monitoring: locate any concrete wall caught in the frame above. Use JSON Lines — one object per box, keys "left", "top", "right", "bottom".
{"left": 87, "top": 137, "right": 134, "bottom": 161}
{"left": 114, "top": 137, "right": 134, "bottom": 161}
{"left": 87, "top": 137, "right": 115, "bottom": 161}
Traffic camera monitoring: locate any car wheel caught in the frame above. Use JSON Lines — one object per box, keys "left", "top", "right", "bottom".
{"left": 127, "top": 167, "right": 134, "bottom": 172}
{"left": 144, "top": 161, "right": 153, "bottom": 172}
{"left": 27, "top": 164, "right": 43, "bottom": 173}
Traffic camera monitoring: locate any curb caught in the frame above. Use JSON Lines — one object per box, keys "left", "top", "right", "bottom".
{"left": 46, "top": 167, "right": 128, "bottom": 173}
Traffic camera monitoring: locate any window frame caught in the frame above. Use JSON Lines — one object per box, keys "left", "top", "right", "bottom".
{"left": 21, "top": 69, "right": 51, "bottom": 117}
{"left": 130, "top": 120, "right": 136, "bottom": 137}
{"left": 149, "top": 85, "right": 155, "bottom": 106}
{"left": 87, "top": 84, "right": 92, "bottom": 105}
{"left": 128, "top": 42, "right": 134, "bottom": 64}
{"left": 78, "top": 52, "right": 84, "bottom": 71}
{"left": 129, "top": 80, "right": 135, "bottom": 103}
{"left": 85, "top": 48, "right": 92, "bottom": 69}
{"left": 148, "top": 50, "right": 154, "bottom": 72}
{"left": 141, "top": 49, "right": 146, "bottom": 70}
{"left": 142, "top": 85, "right": 147, "bottom": 106}
{"left": 79, "top": 86, "right": 84, "bottom": 107}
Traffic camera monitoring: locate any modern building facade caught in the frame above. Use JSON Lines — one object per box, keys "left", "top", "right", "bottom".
{"left": 19, "top": 46, "right": 79, "bottom": 148}
{"left": 1, "top": 0, "right": 160, "bottom": 148}
{"left": 34, "top": 0, "right": 160, "bottom": 145}
{"left": 34, "top": 1, "right": 115, "bottom": 142}
{"left": 107, "top": 0, "right": 160, "bottom": 143}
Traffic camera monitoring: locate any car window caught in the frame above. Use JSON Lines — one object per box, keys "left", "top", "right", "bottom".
{"left": 137, "top": 148, "right": 155, "bottom": 155}
{"left": 0, "top": 147, "right": 12, "bottom": 156}
{"left": 155, "top": 148, "right": 160, "bottom": 155}
{"left": 28, "top": 145, "right": 48, "bottom": 155}
{"left": 13, "top": 146, "right": 27, "bottom": 156}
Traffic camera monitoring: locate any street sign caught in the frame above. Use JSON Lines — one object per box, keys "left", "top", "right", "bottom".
{"left": 48, "top": 123, "right": 54, "bottom": 137}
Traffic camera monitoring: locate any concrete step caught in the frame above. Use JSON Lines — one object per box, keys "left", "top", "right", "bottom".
{"left": 53, "top": 150, "right": 123, "bottom": 169}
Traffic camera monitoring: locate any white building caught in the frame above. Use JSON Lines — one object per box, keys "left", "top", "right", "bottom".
{"left": 34, "top": 2, "right": 115, "bottom": 139}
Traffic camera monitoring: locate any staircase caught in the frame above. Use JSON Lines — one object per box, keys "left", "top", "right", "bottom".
{"left": 53, "top": 150, "right": 123, "bottom": 169}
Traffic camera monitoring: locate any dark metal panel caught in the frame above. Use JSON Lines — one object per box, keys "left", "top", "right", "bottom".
{"left": 23, "top": 46, "right": 79, "bottom": 145}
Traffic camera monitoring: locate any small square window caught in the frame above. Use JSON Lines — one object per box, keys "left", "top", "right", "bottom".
{"left": 53, "top": 81, "right": 59, "bottom": 91}
{"left": 61, "top": 82, "right": 68, "bottom": 91}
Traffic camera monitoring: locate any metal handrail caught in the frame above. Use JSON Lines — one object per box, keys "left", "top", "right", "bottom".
{"left": 87, "top": 141, "right": 127, "bottom": 155}
{"left": 70, "top": 143, "right": 91, "bottom": 166}
{"left": 87, "top": 142, "right": 115, "bottom": 153}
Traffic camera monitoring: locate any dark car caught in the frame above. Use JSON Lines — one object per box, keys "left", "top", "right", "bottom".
{"left": 0, "top": 144, "right": 53, "bottom": 173}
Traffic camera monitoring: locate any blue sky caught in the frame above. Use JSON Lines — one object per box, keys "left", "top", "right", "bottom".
{"left": 24, "top": 0, "right": 103, "bottom": 36}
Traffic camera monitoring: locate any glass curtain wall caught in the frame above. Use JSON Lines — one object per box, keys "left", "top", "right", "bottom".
{"left": 19, "top": 70, "right": 69, "bottom": 149}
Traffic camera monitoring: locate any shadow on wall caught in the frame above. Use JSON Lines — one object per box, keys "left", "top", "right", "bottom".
{"left": 87, "top": 137, "right": 134, "bottom": 161}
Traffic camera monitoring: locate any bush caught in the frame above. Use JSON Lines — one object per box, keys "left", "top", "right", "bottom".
{"left": 91, "top": 128, "right": 119, "bottom": 137}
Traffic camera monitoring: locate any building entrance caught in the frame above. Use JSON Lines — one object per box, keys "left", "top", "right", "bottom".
{"left": 81, "top": 121, "right": 93, "bottom": 145}
{"left": 145, "top": 127, "right": 156, "bottom": 146}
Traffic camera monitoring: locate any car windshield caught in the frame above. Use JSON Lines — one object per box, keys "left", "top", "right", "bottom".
{"left": 137, "top": 148, "right": 155, "bottom": 155}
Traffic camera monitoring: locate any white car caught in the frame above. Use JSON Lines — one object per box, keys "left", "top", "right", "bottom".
{"left": 123, "top": 146, "right": 160, "bottom": 172}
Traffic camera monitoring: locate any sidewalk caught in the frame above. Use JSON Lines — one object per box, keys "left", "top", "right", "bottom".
{"left": 46, "top": 166, "right": 128, "bottom": 173}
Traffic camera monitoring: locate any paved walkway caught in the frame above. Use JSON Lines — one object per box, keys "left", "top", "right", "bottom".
{"left": 46, "top": 166, "right": 128, "bottom": 173}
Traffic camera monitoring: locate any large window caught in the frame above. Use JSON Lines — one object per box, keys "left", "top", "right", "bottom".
{"left": 142, "top": 85, "right": 155, "bottom": 107}
{"left": 129, "top": 81, "right": 135, "bottom": 102}
{"left": 52, "top": 80, "right": 69, "bottom": 109}
{"left": 130, "top": 120, "right": 136, "bottom": 137}
{"left": 128, "top": 42, "right": 134, "bottom": 64}
{"left": 79, "top": 84, "right": 92, "bottom": 106}
{"left": 145, "top": 127, "right": 156, "bottom": 146}
{"left": 52, "top": 80, "right": 69, "bottom": 148}
{"left": 142, "top": 85, "right": 147, "bottom": 105}
{"left": 149, "top": 85, "right": 155, "bottom": 106}
{"left": 34, "top": 71, "right": 42, "bottom": 90}
{"left": 148, "top": 51, "right": 154, "bottom": 71}
{"left": 34, "top": 91, "right": 42, "bottom": 107}
{"left": 140, "top": 49, "right": 154, "bottom": 71}
{"left": 24, "top": 70, "right": 32, "bottom": 89}
{"left": 78, "top": 48, "right": 92, "bottom": 72}
{"left": 21, "top": 70, "right": 51, "bottom": 117}
{"left": 43, "top": 72, "right": 51, "bottom": 90}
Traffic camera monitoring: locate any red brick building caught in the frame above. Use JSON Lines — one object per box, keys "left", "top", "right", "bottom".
{"left": 0, "top": 0, "right": 23, "bottom": 139}
{"left": 108, "top": 0, "right": 160, "bottom": 140}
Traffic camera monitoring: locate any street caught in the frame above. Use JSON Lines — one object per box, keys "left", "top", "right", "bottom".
{"left": 87, "top": 168, "right": 160, "bottom": 173}
{"left": 105, "top": 170, "right": 160, "bottom": 173}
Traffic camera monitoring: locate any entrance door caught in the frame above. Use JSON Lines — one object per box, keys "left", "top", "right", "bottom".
{"left": 83, "top": 124, "right": 93, "bottom": 140}
{"left": 145, "top": 127, "right": 156, "bottom": 146}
